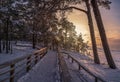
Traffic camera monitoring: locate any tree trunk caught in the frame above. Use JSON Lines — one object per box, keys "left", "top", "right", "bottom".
{"left": 0, "top": 26, "right": 1, "bottom": 53}
{"left": 85, "top": 0, "right": 100, "bottom": 64}
{"left": 8, "top": 40, "right": 10, "bottom": 50}
{"left": 0, "top": 34, "right": 1, "bottom": 53}
{"left": 5, "top": 18, "right": 9, "bottom": 53}
{"left": 32, "top": 20, "right": 36, "bottom": 49}
{"left": 10, "top": 23, "right": 13, "bottom": 54}
{"left": 3, "top": 24, "right": 6, "bottom": 51}
{"left": 32, "top": 31, "right": 35, "bottom": 49}
{"left": 91, "top": 0, "right": 116, "bottom": 69}
{"left": 3, "top": 40, "right": 5, "bottom": 50}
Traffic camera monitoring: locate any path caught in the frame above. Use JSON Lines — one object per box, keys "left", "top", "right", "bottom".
{"left": 18, "top": 50, "right": 59, "bottom": 82}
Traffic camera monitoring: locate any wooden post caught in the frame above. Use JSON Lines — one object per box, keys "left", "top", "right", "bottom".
{"left": 26, "top": 56, "right": 31, "bottom": 72}
{"left": 78, "top": 64, "right": 81, "bottom": 70}
{"left": 35, "top": 55, "right": 38, "bottom": 64}
{"left": 95, "top": 77, "right": 98, "bottom": 82}
{"left": 10, "top": 64, "right": 15, "bottom": 82}
{"left": 40, "top": 54, "right": 43, "bottom": 59}
{"left": 71, "top": 58, "right": 74, "bottom": 63}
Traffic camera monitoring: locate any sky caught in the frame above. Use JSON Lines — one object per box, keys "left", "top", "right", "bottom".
{"left": 67, "top": 0, "right": 120, "bottom": 51}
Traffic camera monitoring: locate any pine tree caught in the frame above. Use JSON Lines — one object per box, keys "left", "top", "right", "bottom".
{"left": 85, "top": 0, "right": 100, "bottom": 64}
{"left": 91, "top": 0, "right": 116, "bottom": 69}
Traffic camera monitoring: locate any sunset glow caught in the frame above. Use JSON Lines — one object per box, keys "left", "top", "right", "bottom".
{"left": 67, "top": 0, "right": 120, "bottom": 50}
{"left": 75, "top": 24, "right": 88, "bottom": 35}
{"left": 67, "top": 10, "right": 90, "bottom": 42}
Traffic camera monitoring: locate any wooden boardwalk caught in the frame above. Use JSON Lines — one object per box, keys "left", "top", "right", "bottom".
{"left": 18, "top": 51, "right": 59, "bottom": 82}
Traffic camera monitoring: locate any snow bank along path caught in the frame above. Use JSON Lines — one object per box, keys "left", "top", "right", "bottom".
{"left": 18, "top": 50, "right": 59, "bottom": 82}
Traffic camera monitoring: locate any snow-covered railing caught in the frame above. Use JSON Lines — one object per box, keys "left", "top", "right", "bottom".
{"left": 0, "top": 47, "right": 47, "bottom": 82}
{"left": 62, "top": 52, "right": 106, "bottom": 82}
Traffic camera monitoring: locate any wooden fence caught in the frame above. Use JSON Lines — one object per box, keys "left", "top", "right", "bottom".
{"left": 0, "top": 47, "right": 47, "bottom": 82}
{"left": 60, "top": 52, "right": 106, "bottom": 82}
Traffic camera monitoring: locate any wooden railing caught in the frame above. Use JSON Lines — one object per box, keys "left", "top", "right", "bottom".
{"left": 61, "top": 52, "right": 106, "bottom": 82}
{"left": 0, "top": 47, "right": 47, "bottom": 82}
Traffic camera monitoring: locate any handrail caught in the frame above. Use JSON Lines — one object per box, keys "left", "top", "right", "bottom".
{"left": 0, "top": 47, "right": 47, "bottom": 82}
{"left": 61, "top": 52, "right": 106, "bottom": 82}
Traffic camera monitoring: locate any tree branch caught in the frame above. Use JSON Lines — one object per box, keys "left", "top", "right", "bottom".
{"left": 51, "top": 6, "right": 87, "bottom": 14}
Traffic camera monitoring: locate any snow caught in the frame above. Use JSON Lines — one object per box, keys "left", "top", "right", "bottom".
{"left": 18, "top": 50, "right": 60, "bottom": 82}
{"left": 1, "top": 43, "right": 120, "bottom": 82}
{"left": 88, "top": 49, "right": 120, "bottom": 68}
{"left": 16, "top": 42, "right": 32, "bottom": 47}
{"left": 62, "top": 50, "right": 120, "bottom": 82}
{"left": 11, "top": 0, "right": 28, "bottom": 8}
{"left": 0, "top": 7, "right": 8, "bottom": 12}
{"left": 0, "top": 43, "right": 35, "bottom": 65}
{"left": 0, "top": 42, "right": 37, "bottom": 82}
{"left": 63, "top": 55, "right": 88, "bottom": 82}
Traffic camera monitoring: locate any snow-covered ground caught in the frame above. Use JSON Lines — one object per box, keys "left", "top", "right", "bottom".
{"left": 0, "top": 42, "right": 37, "bottom": 82}
{"left": 1, "top": 43, "right": 120, "bottom": 82}
{"left": 88, "top": 49, "right": 120, "bottom": 69}
{"left": 62, "top": 50, "right": 120, "bottom": 82}
{"left": 18, "top": 50, "right": 60, "bottom": 82}
{"left": 63, "top": 55, "right": 93, "bottom": 82}
{"left": 15, "top": 41, "right": 40, "bottom": 48}
{"left": 0, "top": 43, "right": 36, "bottom": 64}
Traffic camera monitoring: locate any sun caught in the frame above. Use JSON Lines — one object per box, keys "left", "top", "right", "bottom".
{"left": 75, "top": 24, "right": 88, "bottom": 35}
{"left": 75, "top": 24, "right": 90, "bottom": 42}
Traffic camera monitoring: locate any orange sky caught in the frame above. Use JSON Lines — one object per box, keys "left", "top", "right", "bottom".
{"left": 67, "top": 1, "right": 120, "bottom": 51}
